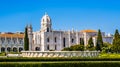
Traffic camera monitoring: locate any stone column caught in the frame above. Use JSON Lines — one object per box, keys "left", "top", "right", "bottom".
{"left": 76, "top": 30, "right": 79, "bottom": 44}
{"left": 68, "top": 30, "right": 71, "bottom": 47}
{"left": 5, "top": 36, "right": 7, "bottom": 53}
{"left": 60, "top": 31, "right": 62, "bottom": 50}
{"left": 51, "top": 31, "right": 54, "bottom": 50}
{"left": 0, "top": 46, "right": 1, "bottom": 53}
{"left": 17, "top": 37, "right": 19, "bottom": 45}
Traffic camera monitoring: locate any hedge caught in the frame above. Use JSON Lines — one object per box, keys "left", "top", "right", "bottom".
{"left": 0, "top": 62, "right": 120, "bottom": 67}
{"left": 1, "top": 57, "right": 120, "bottom": 62}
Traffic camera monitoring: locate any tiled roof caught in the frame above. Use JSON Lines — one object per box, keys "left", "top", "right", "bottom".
{"left": 80, "top": 29, "right": 97, "bottom": 33}
{"left": 0, "top": 33, "right": 24, "bottom": 38}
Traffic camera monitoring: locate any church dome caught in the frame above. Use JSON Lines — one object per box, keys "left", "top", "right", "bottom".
{"left": 41, "top": 12, "right": 51, "bottom": 23}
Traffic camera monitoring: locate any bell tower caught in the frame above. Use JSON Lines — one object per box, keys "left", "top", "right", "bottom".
{"left": 27, "top": 24, "right": 33, "bottom": 51}
{"left": 41, "top": 12, "right": 52, "bottom": 32}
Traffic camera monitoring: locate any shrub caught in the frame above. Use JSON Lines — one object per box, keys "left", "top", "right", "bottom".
{"left": 0, "top": 62, "right": 120, "bottom": 67}
{"left": 62, "top": 44, "right": 84, "bottom": 51}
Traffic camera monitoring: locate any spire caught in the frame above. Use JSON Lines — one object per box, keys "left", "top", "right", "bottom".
{"left": 45, "top": 12, "right": 47, "bottom": 15}
{"left": 29, "top": 24, "right": 32, "bottom": 28}
{"left": 26, "top": 24, "right": 28, "bottom": 28}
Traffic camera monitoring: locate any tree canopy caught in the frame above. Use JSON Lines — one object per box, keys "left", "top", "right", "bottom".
{"left": 88, "top": 37, "right": 94, "bottom": 48}
{"left": 112, "top": 29, "right": 120, "bottom": 53}
{"left": 24, "top": 26, "right": 29, "bottom": 51}
{"left": 62, "top": 44, "right": 84, "bottom": 51}
{"left": 96, "top": 29, "right": 103, "bottom": 51}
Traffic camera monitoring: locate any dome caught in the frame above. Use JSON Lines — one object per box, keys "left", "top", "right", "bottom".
{"left": 41, "top": 12, "right": 51, "bottom": 23}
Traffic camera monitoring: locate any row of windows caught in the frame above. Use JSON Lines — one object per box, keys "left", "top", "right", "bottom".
{"left": 1, "top": 40, "right": 23, "bottom": 44}
{"left": 1, "top": 47, "right": 23, "bottom": 52}
{"left": 63, "top": 38, "right": 84, "bottom": 48}
{"left": 47, "top": 37, "right": 84, "bottom": 44}
{"left": 47, "top": 37, "right": 57, "bottom": 43}
{"left": 47, "top": 45, "right": 57, "bottom": 50}
{"left": 46, "top": 38, "right": 84, "bottom": 51}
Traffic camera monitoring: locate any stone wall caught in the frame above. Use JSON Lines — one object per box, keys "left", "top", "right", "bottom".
{"left": 21, "top": 51, "right": 100, "bottom": 57}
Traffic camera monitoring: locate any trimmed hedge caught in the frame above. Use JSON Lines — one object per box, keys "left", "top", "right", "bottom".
{"left": 1, "top": 57, "right": 120, "bottom": 62}
{"left": 0, "top": 53, "right": 5, "bottom": 56}
{"left": 0, "top": 62, "right": 120, "bottom": 67}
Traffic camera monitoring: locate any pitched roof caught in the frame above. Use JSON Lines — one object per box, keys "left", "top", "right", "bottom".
{"left": 0, "top": 33, "right": 24, "bottom": 38}
{"left": 80, "top": 29, "right": 97, "bottom": 33}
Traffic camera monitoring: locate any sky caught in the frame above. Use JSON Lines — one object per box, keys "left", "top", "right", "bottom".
{"left": 0, "top": 0, "right": 120, "bottom": 34}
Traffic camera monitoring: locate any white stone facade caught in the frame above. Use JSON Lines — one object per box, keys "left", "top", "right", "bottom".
{"left": 0, "top": 32, "right": 24, "bottom": 52}
{"left": 0, "top": 13, "right": 113, "bottom": 53}
{"left": 28, "top": 13, "right": 113, "bottom": 51}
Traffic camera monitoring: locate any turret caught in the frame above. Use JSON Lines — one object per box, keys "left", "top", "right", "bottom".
{"left": 27, "top": 24, "right": 33, "bottom": 51}
{"left": 41, "top": 12, "right": 52, "bottom": 32}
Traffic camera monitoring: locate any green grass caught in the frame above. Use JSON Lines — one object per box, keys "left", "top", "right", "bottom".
{"left": 7, "top": 52, "right": 21, "bottom": 54}
{"left": 1, "top": 53, "right": 120, "bottom": 67}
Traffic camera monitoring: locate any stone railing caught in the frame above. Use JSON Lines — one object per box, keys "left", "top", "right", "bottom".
{"left": 7, "top": 54, "right": 22, "bottom": 57}
{"left": 21, "top": 51, "right": 100, "bottom": 57}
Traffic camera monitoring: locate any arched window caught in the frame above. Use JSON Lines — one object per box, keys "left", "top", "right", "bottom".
{"left": 13, "top": 47, "right": 17, "bottom": 52}
{"left": 35, "top": 47, "right": 40, "bottom": 51}
{"left": 1, "top": 38, "right": 5, "bottom": 44}
{"left": 63, "top": 38, "right": 66, "bottom": 47}
{"left": 13, "top": 38, "right": 16, "bottom": 44}
{"left": 47, "top": 45, "right": 49, "bottom": 50}
{"left": 71, "top": 38, "right": 74, "bottom": 43}
{"left": 43, "top": 19, "right": 44, "bottom": 22}
{"left": 1, "top": 47, "right": 5, "bottom": 52}
{"left": 47, "top": 28, "right": 49, "bottom": 32}
{"left": 19, "top": 47, "right": 23, "bottom": 52}
{"left": 80, "top": 38, "right": 84, "bottom": 45}
{"left": 19, "top": 39, "right": 23, "bottom": 44}
{"left": 55, "top": 37, "right": 57, "bottom": 43}
{"left": 7, "top": 47, "right": 11, "bottom": 52}
{"left": 55, "top": 45, "right": 57, "bottom": 50}
{"left": 47, "top": 38, "right": 49, "bottom": 42}
{"left": 47, "top": 18, "right": 49, "bottom": 22}
{"left": 7, "top": 38, "right": 11, "bottom": 44}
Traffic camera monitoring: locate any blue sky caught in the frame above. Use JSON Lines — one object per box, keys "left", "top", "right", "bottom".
{"left": 0, "top": 0, "right": 120, "bottom": 34}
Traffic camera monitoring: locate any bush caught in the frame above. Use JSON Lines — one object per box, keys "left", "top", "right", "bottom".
{"left": 62, "top": 44, "right": 84, "bottom": 51}
{"left": 0, "top": 62, "right": 120, "bottom": 67}
{"left": 0, "top": 53, "right": 6, "bottom": 56}
{"left": 1, "top": 57, "right": 120, "bottom": 62}
{"left": 101, "top": 43, "right": 112, "bottom": 53}
{"left": 86, "top": 44, "right": 96, "bottom": 51}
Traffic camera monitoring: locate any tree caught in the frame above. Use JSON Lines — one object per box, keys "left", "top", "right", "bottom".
{"left": 112, "top": 29, "right": 120, "bottom": 45}
{"left": 71, "top": 45, "right": 84, "bottom": 51}
{"left": 112, "top": 29, "right": 120, "bottom": 53}
{"left": 62, "top": 44, "right": 84, "bottom": 51}
{"left": 86, "top": 37, "right": 95, "bottom": 51}
{"left": 96, "top": 29, "right": 103, "bottom": 51}
{"left": 88, "top": 37, "right": 94, "bottom": 48}
{"left": 102, "top": 42, "right": 112, "bottom": 53}
{"left": 24, "top": 26, "right": 29, "bottom": 51}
